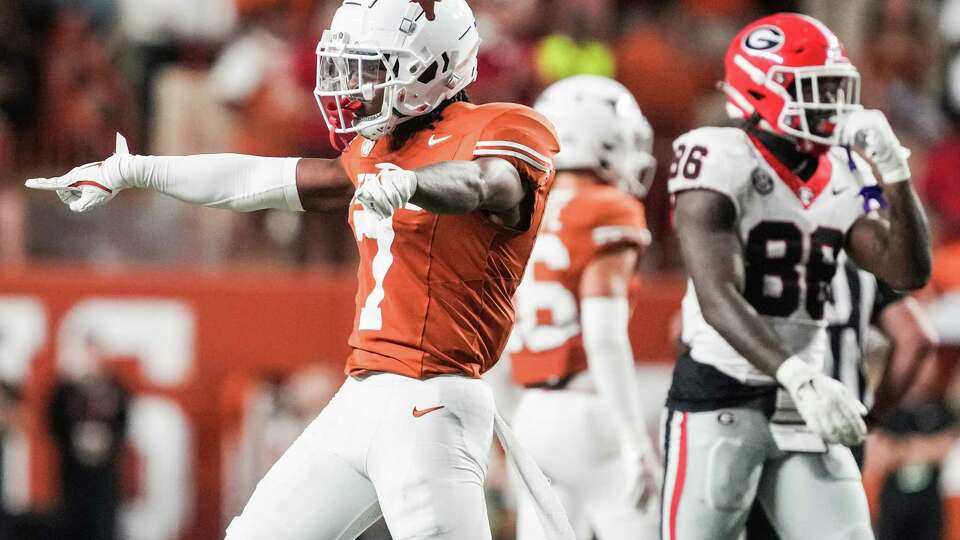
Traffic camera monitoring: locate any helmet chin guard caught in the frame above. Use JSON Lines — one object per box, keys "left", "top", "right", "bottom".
{"left": 315, "top": 0, "right": 481, "bottom": 142}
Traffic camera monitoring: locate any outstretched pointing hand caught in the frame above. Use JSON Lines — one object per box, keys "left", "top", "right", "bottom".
{"left": 25, "top": 134, "right": 132, "bottom": 213}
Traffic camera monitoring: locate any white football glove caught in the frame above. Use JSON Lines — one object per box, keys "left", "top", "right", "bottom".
{"left": 837, "top": 109, "right": 911, "bottom": 184}
{"left": 24, "top": 134, "right": 133, "bottom": 213}
{"left": 352, "top": 162, "right": 417, "bottom": 220}
{"left": 621, "top": 437, "right": 662, "bottom": 511}
{"left": 776, "top": 356, "right": 868, "bottom": 447}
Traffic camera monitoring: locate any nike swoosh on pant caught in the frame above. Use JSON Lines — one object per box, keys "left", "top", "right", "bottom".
{"left": 412, "top": 405, "right": 445, "bottom": 417}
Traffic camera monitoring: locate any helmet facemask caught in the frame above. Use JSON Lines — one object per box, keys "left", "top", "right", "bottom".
{"left": 614, "top": 151, "right": 657, "bottom": 199}
{"left": 609, "top": 107, "right": 657, "bottom": 199}
{"left": 315, "top": 30, "right": 409, "bottom": 141}
{"left": 313, "top": 0, "right": 481, "bottom": 146}
{"left": 771, "top": 65, "right": 862, "bottom": 146}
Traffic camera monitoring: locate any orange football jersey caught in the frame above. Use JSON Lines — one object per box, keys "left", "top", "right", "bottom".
{"left": 338, "top": 102, "right": 560, "bottom": 379}
{"left": 509, "top": 178, "right": 649, "bottom": 387}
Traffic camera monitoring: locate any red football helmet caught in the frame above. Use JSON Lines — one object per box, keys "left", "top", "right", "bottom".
{"left": 722, "top": 13, "right": 862, "bottom": 147}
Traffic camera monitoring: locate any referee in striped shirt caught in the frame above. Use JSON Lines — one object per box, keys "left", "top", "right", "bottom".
{"left": 746, "top": 252, "right": 937, "bottom": 539}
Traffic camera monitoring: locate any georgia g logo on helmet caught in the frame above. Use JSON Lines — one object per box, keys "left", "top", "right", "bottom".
{"left": 743, "top": 25, "right": 785, "bottom": 53}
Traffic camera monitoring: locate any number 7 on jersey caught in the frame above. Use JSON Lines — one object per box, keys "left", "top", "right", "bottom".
{"left": 352, "top": 206, "right": 396, "bottom": 331}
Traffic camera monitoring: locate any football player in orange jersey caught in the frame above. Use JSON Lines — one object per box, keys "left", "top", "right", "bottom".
{"left": 505, "top": 75, "right": 662, "bottom": 540}
{"left": 24, "top": 1, "right": 573, "bottom": 539}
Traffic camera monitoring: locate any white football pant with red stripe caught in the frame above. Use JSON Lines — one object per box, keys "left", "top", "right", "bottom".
{"left": 512, "top": 388, "right": 660, "bottom": 540}
{"left": 660, "top": 406, "right": 873, "bottom": 540}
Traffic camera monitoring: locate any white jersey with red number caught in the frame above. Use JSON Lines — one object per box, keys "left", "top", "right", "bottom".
{"left": 508, "top": 178, "right": 649, "bottom": 387}
{"left": 669, "top": 127, "right": 876, "bottom": 385}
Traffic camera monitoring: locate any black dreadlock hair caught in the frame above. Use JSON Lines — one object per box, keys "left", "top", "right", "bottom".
{"left": 389, "top": 90, "right": 471, "bottom": 151}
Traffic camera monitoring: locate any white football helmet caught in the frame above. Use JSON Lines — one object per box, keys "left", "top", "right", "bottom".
{"left": 534, "top": 75, "right": 656, "bottom": 198}
{"left": 315, "top": 0, "right": 481, "bottom": 141}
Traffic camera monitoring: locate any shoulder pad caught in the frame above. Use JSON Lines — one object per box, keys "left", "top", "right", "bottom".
{"left": 673, "top": 127, "right": 757, "bottom": 164}
{"left": 668, "top": 127, "right": 758, "bottom": 214}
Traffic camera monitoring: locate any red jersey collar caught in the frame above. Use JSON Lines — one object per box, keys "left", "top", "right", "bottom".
{"left": 747, "top": 134, "right": 832, "bottom": 209}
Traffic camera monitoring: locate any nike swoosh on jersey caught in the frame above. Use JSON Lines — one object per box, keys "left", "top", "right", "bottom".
{"left": 412, "top": 405, "right": 445, "bottom": 417}
{"left": 428, "top": 134, "right": 452, "bottom": 146}
{"left": 832, "top": 186, "right": 850, "bottom": 195}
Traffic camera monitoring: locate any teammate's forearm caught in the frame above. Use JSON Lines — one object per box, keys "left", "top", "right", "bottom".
{"left": 129, "top": 154, "right": 305, "bottom": 212}
{"left": 880, "top": 341, "right": 932, "bottom": 402}
{"left": 872, "top": 301, "right": 938, "bottom": 418}
{"left": 581, "top": 297, "right": 649, "bottom": 445}
{"left": 878, "top": 182, "right": 931, "bottom": 290}
{"left": 697, "top": 284, "right": 793, "bottom": 377}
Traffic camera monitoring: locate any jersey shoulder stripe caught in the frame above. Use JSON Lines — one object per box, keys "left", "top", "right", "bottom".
{"left": 474, "top": 143, "right": 552, "bottom": 172}
{"left": 476, "top": 140, "right": 553, "bottom": 164}
{"left": 436, "top": 102, "right": 559, "bottom": 183}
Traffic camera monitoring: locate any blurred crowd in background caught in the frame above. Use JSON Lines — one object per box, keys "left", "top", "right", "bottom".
{"left": 4, "top": 0, "right": 960, "bottom": 538}
{"left": 0, "top": 0, "right": 823, "bottom": 270}
{"left": 3, "top": 0, "right": 959, "bottom": 273}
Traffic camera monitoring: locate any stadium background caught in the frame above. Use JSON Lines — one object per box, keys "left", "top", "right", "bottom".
{"left": 2, "top": 0, "right": 960, "bottom": 538}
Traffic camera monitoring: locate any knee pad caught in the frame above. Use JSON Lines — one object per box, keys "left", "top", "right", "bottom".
{"left": 705, "top": 438, "right": 763, "bottom": 511}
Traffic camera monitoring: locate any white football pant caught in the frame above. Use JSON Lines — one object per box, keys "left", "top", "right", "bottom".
{"left": 660, "top": 405, "right": 873, "bottom": 540}
{"left": 512, "top": 388, "right": 660, "bottom": 540}
{"left": 226, "top": 373, "right": 495, "bottom": 540}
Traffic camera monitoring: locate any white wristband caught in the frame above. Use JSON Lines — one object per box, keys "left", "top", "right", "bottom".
{"left": 775, "top": 355, "right": 814, "bottom": 395}
{"left": 877, "top": 146, "right": 911, "bottom": 184}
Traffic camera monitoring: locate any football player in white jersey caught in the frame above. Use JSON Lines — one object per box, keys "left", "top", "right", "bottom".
{"left": 746, "top": 250, "right": 938, "bottom": 540}
{"left": 663, "top": 12, "right": 931, "bottom": 540}
{"left": 506, "top": 75, "right": 661, "bottom": 540}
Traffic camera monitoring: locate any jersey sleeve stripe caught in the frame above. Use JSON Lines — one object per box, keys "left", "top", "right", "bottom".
{"left": 475, "top": 140, "right": 553, "bottom": 166}
{"left": 473, "top": 149, "right": 552, "bottom": 173}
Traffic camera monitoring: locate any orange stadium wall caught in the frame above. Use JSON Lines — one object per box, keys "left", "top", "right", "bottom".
{"left": 0, "top": 267, "right": 685, "bottom": 539}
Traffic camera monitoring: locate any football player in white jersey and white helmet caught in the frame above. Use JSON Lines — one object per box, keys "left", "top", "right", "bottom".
{"left": 662, "top": 12, "right": 930, "bottom": 540}
{"left": 507, "top": 75, "right": 661, "bottom": 540}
